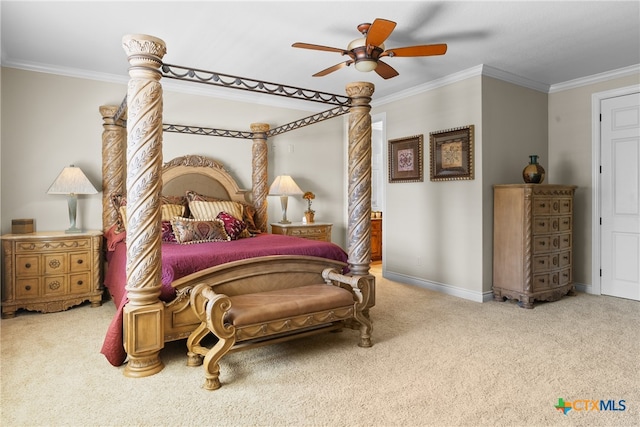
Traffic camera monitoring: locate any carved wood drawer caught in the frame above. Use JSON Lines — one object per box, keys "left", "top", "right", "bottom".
{"left": 1, "top": 231, "right": 103, "bottom": 318}
{"left": 493, "top": 184, "right": 577, "bottom": 308}
{"left": 270, "top": 222, "right": 332, "bottom": 243}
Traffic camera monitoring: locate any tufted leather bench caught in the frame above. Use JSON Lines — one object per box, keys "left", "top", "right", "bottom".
{"left": 186, "top": 256, "right": 373, "bottom": 390}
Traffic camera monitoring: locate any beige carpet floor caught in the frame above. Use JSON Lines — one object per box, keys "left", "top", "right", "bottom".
{"left": 1, "top": 265, "right": 638, "bottom": 427}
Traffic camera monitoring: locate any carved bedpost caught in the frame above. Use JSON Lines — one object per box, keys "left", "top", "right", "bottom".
{"left": 346, "top": 82, "right": 376, "bottom": 314}
{"left": 121, "top": 34, "right": 167, "bottom": 378}
{"left": 345, "top": 82, "right": 374, "bottom": 275}
{"left": 251, "top": 123, "right": 270, "bottom": 232}
{"left": 99, "top": 105, "right": 127, "bottom": 232}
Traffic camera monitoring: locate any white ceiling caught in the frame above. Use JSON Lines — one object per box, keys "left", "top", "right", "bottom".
{"left": 2, "top": 1, "right": 639, "bottom": 105}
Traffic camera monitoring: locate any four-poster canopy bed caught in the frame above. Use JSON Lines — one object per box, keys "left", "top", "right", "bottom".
{"left": 99, "top": 34, "right": 376, "bottom": 378}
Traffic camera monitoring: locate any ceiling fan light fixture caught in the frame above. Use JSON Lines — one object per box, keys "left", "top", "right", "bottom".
{"left": 354, "top": 59, "right": 378, "bottom": 72}
{"left": 347, "top": 37, "right": 366, "bottom": 51}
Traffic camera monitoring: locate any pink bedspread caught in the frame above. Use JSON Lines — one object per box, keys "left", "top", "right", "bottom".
{"left": 101, "top": 234, "right": 348, "bottom": 366}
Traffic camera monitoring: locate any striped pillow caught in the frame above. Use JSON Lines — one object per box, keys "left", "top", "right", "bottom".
{"left": 161, "top": 204, "right": 184, "bottom": 221}
{"left": 189, "top": 200, "right": 243, "bottom": 221}
{"left": 118, "top": 204, "right": 185, "bottom": 230}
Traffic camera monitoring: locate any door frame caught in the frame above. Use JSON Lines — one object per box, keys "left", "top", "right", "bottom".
{"left": 590, "top": 84, "right": 640, "bottom": 295}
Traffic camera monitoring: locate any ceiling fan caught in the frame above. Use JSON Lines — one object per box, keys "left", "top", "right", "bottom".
{"left": 292, "top": 18, "right": 447, "bottom": 79}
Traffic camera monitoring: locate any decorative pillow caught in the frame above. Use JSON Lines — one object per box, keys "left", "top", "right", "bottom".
{"left": 119, "top": 206, "right": 128, "bottom": 230}
{"left": 111, "top": 193, "right": 127, "bottom": 233}
{"left": 111, "top": 194, "right": 186, "bottom": 231}
{"left": 216, "top": 211, "right": 249, "bottom": 240}
{"left": 161, "top": 204, "right": 184, "bottom": 221}
{"left": 185, "top": 190, "right": 261, "bottom": 234}
{"left": 171, "top": 217, "right": 230, "bottom": 244}
{"left": 161, "top": 220, "right": 177, "bottom": 243}
{"left": 188, "top": 200, "right": 243, "bottom": 221}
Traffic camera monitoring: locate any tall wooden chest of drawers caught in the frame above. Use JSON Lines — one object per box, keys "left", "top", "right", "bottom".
{"left": 1, "top": 230, "right": 103, "bottom": 318}
{"left": 493, "top": 185, "right": 577, "bottom": 308}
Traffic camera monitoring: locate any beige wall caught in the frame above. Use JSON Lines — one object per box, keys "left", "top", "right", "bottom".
{"left": 372, "top": 76, "right": 485, "bottom": 300}
{"left": 548, "top": 72, "right": 640, "bottom": 287}
{"left": 3, "top": 65, "right": 638, "bottom": 302}
{"left": 482, "top": 77, "right": 549, "bottom": 292}
{"left": 0, "top": 68, "right": 348, "bottom": 246}
{"left": 372, "top": 75, "right": 548, "bottom": 300}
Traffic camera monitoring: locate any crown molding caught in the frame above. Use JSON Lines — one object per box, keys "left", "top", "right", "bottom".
{"left": 1, "top": 59, "right": 330, "bottom": 113}
{"left": 548, "top": 64, "right": 640, "bottom": 93}
{"left": 372, "top": 64, "right": 550, "bottom": 108}
{"left": 481, "top": 65, "right": 550, "bottom": 93}
{"left": 5, "top": 58, "right": 638, "bottom": 109}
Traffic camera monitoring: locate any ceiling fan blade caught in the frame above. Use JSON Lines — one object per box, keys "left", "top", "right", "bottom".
{"left": 366, "top": 18, "right": 397, "bottom": 47}
{"left": 374, "top": 60, "right": 399, "bottom": 79}
{"left": 312, "top": 60, "right": 354, "bottom": 77}
{"left": 382, "top": 44, "right": 448, "bottom": 58}
{"left": 292, "top": 42, "right": 350, "bottom": 55}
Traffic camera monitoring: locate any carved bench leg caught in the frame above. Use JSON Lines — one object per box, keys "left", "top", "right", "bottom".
{"left": 186, "top": 322, "right": 209, "bottom": 367}
{"left": 203, "top": 334, "right": 235, "bottom": 390}
{"left": 354, "top": 310, "right": 373, "bottom": 348}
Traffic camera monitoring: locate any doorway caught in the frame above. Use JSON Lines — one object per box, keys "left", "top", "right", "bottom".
{"left": 372, "top": 114, "right": 386, "bottom": 263}
{"left": 592, "top": 86, "right": 640, "bottom": 301}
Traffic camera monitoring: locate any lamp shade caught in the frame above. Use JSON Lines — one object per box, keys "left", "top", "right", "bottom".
{"left": 269, "top": 175, "right": 303, "bottom": 196}
{"left": 47, "top": 165, "right": 98, "bottom": 195}
{"left": 47, "top": 165, "right": 98, "bottom": 233}
{"left": 269, "top": 175, "right": 303, "bottom": 224}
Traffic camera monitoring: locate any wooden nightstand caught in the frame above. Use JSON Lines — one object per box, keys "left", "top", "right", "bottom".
{"left": 1, "top": 230, "right": 103, "bottom": 318}
{"left": 270, "top": 222, "right": 332, "bottom": 242}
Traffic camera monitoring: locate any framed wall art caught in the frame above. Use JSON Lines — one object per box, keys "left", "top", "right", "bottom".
{"left": 388, "top": 134, "right": 423, "bottom": 183}
{"left": 429, "top": 125, "right": 474, "bottom": 181}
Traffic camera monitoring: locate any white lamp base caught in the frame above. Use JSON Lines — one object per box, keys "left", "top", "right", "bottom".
{"left": 65, "top": 194, "right": 83, "bottom": 233}
{"left": 278, "top": 195, "right": 291, "bottom": 224}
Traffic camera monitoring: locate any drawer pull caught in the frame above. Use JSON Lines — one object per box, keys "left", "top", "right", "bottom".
{"left": 76, "top": 280, "right": 84, "bottom": 285}
{"left": 25, "top": 285, "right": 31, "bottom": 291}
{"left": 538, "top": 260, "right": 545, "bottom": 264}
{"left": 540, "top": 203, "right": 546, "bottom": 208}
{"left": 76, "top": 259, "right": 83, "bottom": 265}
{"left": 539, "top": 241, "right": 546, "bottom": 246}
{"left": 25, "top": 263, "right": 32, "bottom": 269}
{"left": 539, "top": 222, "right": 546, "bottom": 227}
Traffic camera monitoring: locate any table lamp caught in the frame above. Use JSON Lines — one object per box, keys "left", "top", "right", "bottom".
{"left": 269, "top": 175, "right": 303, "bottom": 224}
{"left": 47, "top": 165, "right": 98, "bottom": 233}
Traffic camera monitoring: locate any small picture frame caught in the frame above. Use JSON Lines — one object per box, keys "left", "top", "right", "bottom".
{"left": 430, "top": 125, "right": 474, "bottom": 181}
{"left": 388, "top": 134, "right": 424, "bottom": 183}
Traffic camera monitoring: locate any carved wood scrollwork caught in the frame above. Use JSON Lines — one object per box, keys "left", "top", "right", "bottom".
{"left": 345, "top": 82, "right": 374, "bottom": 276}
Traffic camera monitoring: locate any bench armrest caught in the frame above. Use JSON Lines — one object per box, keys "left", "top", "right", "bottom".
{"left": 322, "top": 268, "right": 371, "bottom": 308}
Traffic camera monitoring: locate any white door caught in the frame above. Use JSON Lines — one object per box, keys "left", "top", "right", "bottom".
{"left": 601, "top": 92, "right": 640, "bottom": 301}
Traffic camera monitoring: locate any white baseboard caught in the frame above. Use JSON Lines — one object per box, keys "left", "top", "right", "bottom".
{"left": 384, "top": 270, "right": 489, "bottom": 303}
{"left": 573, "top": 282, "right": 592, "bottom": 294}
{"left": 383, "top": 271, "right": 591, "bottom": 303}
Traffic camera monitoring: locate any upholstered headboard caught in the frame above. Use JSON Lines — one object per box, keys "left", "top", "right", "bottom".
{"left": 161, "top": 155, "right": 251, "bottom": 205}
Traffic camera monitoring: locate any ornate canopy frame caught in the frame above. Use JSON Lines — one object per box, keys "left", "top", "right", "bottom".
{"left": 99, "top": 34, "right": 375, "bottom": 377}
